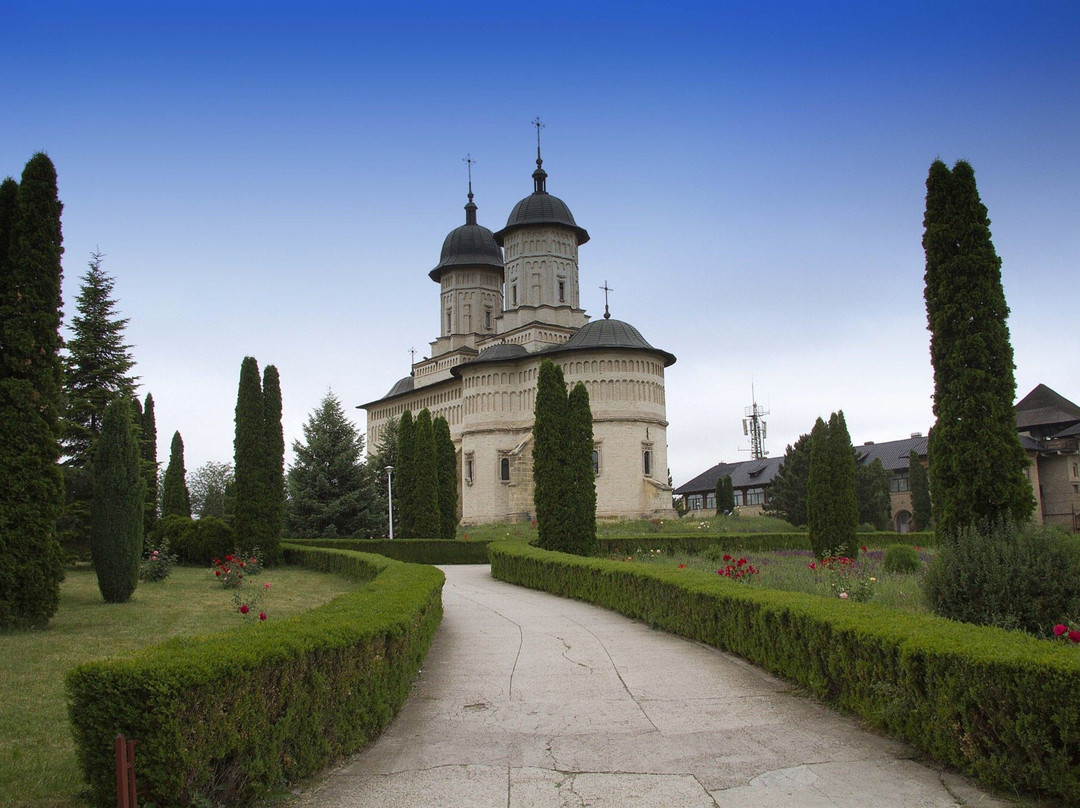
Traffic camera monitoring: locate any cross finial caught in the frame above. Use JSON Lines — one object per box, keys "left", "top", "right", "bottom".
{"left": 463, "top": 153, "right": 475, "bottom": 200}
{"left": 409, "top": 347, "right": 416, "bottom": 374}
{"left": 532, "top": 117, "right": 544, "bottom": 166}
{"left": 600, "top": 280, "right": 614, "bottom": 319}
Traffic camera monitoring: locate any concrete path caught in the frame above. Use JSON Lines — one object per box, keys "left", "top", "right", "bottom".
{"left": 291, "top": 565, "right": 1010, "bottom": 807}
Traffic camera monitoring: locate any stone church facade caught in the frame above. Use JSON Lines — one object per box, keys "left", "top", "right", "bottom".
{"left": 362, "top": 150, "right": 677, "bottom": 524}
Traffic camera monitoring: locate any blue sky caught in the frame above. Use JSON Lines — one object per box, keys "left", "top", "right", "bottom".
{"left": 2, "top": 1, "right": 1077, "bottom": 489}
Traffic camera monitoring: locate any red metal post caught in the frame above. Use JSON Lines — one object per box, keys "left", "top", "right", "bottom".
{"left": 114, "top": 734, "right": 136, "bottom": 808}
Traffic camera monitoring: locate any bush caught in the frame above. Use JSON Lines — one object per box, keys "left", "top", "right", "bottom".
{"left": 287, "top": 538, "right": 492, "bottom": 565}
{"left": 924, "top": 519, "right": 1080, "bottom": 636}
{"left": 155, "top": 516, "right": 236, "bottom": 565}
{"left": 883, "top": 544, "right": 922, "bottom": 574}
{"left": 138, "top": 540, "right": 177, "bottom": 582}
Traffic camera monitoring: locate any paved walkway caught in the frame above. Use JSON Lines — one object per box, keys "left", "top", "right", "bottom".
{"left": 292, "top": 565, "right": 1009, "bottom": 807}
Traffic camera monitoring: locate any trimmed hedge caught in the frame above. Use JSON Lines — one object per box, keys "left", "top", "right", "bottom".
{"left": 490, "top": 538, "right": 1080, "bottom": 801}
{"left": 65, "top": 544, "right": 444, "bottom": 807}
{"left": 597, "top": 531, "right": 935, "bottom": 556}
{"left": 287, "top": 537, "right": 492, "bottom": 565}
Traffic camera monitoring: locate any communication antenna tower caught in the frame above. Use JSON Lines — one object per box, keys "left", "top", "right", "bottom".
{"left": 741, "top": 386, "right": 769, "bottom": 460}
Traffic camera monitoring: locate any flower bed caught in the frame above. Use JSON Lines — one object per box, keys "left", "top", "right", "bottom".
{"left": 489, "top": 538, "right": 1080, "bottom": 801}
{"left": 65, "top": 544, "right": 443, "bottom": 807}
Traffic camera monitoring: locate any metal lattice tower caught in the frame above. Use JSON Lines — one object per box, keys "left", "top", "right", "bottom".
{"left": 742, "top": 388, "right": 769, "bottom": 460}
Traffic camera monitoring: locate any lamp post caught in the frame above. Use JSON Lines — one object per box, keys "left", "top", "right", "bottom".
{"left": 385, "top": 465, "right": 394, "bottom": 540}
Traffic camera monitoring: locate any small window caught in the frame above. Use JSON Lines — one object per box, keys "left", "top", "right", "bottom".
{"left": 592, "top": 448, "right": 600, "bottom": 476}
{"left": 733, "top": 489, "right": 744, "bottom": 507}
{"left": 500, "top": 457, "right": 510, "bottom": 482}
{"left": 687, "top": 494, "right": 703, "bottom": 510}
{"left": 445, "top": 309, "right": 452, "bottom": 332}
{"left": 511, "top": 285, "right": 517, "bottom": 306}
{"left": 485, "top": 309, "right": 492, "bottom": 330}
{"left": 643, "top": 449, "right": 652, "bottom": 477}
{"left": 889, "top": 472, "right": 910, "bottom": 493}
{"left": 706, "top": 493, "right": 716, "bottom": 510}
{"left": 745, "top": 487, "right": 765, "bottom": 506}
{"left": 558, "top": 279, "right": 566, "bottom": 303}
{"left": 465, "top": 454, "right": 474, "bottom": 485}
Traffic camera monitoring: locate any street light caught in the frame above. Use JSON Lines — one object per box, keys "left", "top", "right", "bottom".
{"left": 385, "top": 465, "right": 394, "bottom": 540}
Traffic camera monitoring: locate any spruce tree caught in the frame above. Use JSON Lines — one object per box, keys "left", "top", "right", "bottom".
{"left": 261, "top": 365, "right": 284, "bottom": 559}
{"left": 61, "top": 252, "right": 137, "bottom": 466}
{"left": 566, "top": 382, "right": 596, "bottom": 554}
{"left": 0, "top": 154, "right": 65, "bottom": 628}
{"left": 395, "top": 410, "right": 415, "bottom": 538}
{"left": 533, "top": 360, "right": 572, "bottom": 552}
{"left": 90, "top": 398, "right": 144, "bottom": 603}
{"left": 923, "top": 160, "right": 1034, "bottom": 537}
{"left": 908, "top": 449, "right": 932, "bottom": 532}
{"left": 141, "top": 393, "right": 158, "bottom": 534}
{"left": 410, "top": 409, "right": 441, "bottom": 538}
{"left": 234, "top": 356, "right": 266, "bottom": 548}
{"left": 855, "top": 457, "right": 892, "bottom": 531}
{"left": 161, "top": 431, "right": 191, "bottom": 518}
{"left": 763, "top": 434, "right": 811, "bottom": 527}
{"left": 434, "top": 415, "right": 457, "bottom": 539}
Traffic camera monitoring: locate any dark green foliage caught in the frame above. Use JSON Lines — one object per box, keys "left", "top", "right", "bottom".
{"left": 591, "top": 531, "right": 935, "bottom": 557}
{"left": 566, "top": 382, "right": 597, "bottom": 553}
{"left": 90, "top": 398, "right": 145, "bottom": 603}
{"left": 806, "top": 418, "right": 830, "bottom": 556}
{"left": 908, "top": 450, "right": 932, "bottom": 532}
{"left": 66, "top": 546, "right": 444, "bottom": 808}
{"left": 141, "top": 393, "right": 158, "bottom": 534}
{"left": 406, "top": 409, "right": 441, "bottom": 538}
{"left": 261, "top": 365, "right": 284, "bottom": 560}
{"left": 533, "top": 360, "right": 572, "bottom": 551}
{"left": 490, "top": 538, "right": 1080, "bottom": 802}
{"left": 714, "top": 477, "right": 723, "bottom": 516}
{"left": 60, "top": 252, "right": 137, "bottom": 466}
{"left": 234, "top": 357, "right": 268, "bottom": 549}
{"left": 763, "top": 433, "right": 811, "bottom": 526}
{"left": 161, "top": 431, "right": 191, "bottom": 518}
{"left": 923, "top": 160, "right": 1034, "bottom": 538}
{"left": 718, "top": 475, "right": 736, "bottom": 514}
{"left": 290, "top": 537, "right": 492, "bottom": 565}
{"left": 434, "top": 415, "right": 457, "bottom": 540}
{"left": 855, "top": 458, "right": 892, "bottom": 531}
{"left": 924, "top": 519, "right": 1080, "bottom": 635}
{"left": 286, "top": 391, "right": 382, "bottom": 538}
{"left": 0, "top": 154, "right": 65, "bottom": 629}
{"left": 394, "top": 410, "right": 415, "bottom": 538}
{"left": 156, "top": 515, "right": 235, "bottom": 565}
{"left": 807, "top": 413, "right": 858, "bottom": 559}
{"left": 883, "top": 544, "right": 922, "bottom": 574}
{"left": 57, "top": 464, "right": 94, "bottom": 559}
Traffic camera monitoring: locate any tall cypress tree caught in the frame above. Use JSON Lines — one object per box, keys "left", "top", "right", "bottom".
{"left": 161, "top": 431, "right": 191, "bottom": 518}
{"left": 90, "top": 398, "right": 144, "bottom": 603}
{"left": 0, "top": 177, "right": 18, "bottom": 287}
{"left": 61, "top": 252, "right": 137, "bottom": 466}
{"left": 923, "top": 160, "right": 1034, "bottom": 537}
{"left": 410, "top": 409, "right": 441, "bottom": 538}
{"left": 261, "top": 365, "right": 284, "bottom": 560}
{"left": 141, "top": 393, "right": 158, "bottom": 534}
{"left": 908, "top": 449, "right": 932, "bottom": 532}
{"left": 394, "top": 410, "right": 415, "bottom": 538}
{"left": 764, "top": 434, "right": 811, "bottom": 527}
{"left": 807, "top": 414, "right": 857, "bottom": 559}
{"left": 533, "top": 360, "right": 572, "bottom": 552}
{"left": 234, "top": 357, "right": 265, "bottom": 548}
{"left": 0, "top": 154, "right": 65, "bottom": 628}
{"left": 720, "top": 475, "right": 736, "bottom": 513}
{"left": 806, "top": 417, "right": 830, "bottom": 558}
{"left": 566, "top": 382, "right": 596, "bottom": 554}
{"left": 434, "top": 415, "right": 457, "bottom": 539}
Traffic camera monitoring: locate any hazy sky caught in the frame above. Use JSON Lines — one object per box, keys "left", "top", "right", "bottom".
{"left": 3, "top": 1, "right": 1077, "bottom": 489}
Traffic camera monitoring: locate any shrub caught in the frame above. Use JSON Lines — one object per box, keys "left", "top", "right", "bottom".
{"left": 138, "top": 540, "right": 177, "bottom": 582}
{"left": 158, "top": 516, "right": 235, "bottom": 565}
{"left": 924, "top": 519, "right": 1080, "bottom": 636}
{"left": 883, "top": 544, "right": 922, "bottom": 574}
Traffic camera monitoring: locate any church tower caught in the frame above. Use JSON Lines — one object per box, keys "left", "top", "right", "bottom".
{"left": 492, "top": 125, "right": 590, "bottom": 346}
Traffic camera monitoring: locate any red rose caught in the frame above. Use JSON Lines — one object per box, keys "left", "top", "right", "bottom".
{"left": 678, "top": 564, "right": 686, "bottom": 569}
{"left": 860, "top": 545, "right": 868, "bottom": 552}
{"left": 259, "top": 612, "right": 266, "bottom": 621}
{"left": 225, "top": 555, "right": 234, "bottom": 561}
{"left": 1070, "top": 630, "right": 1080, "bottom": 644}
{"left": 239, "top": 604, "right": 250, "bottom": 614}
{"left": 723, "top": 554, "right": 732, "bottom": 562}
{"left": 1054, "top": 624, "right": 1068, "bottom": 636}
{"left": 215, "top": 570, "right": 221, "bottom": 577}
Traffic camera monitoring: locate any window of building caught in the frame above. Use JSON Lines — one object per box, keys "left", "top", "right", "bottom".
{"left": 464, "top": 453, "right": 474, "bottom": 486}
{"left": 1073, "top": 463, "right": 1079, "bottom": 478}
{"left": 445, "top": 308, "right": 452, "bottom": 332}
{"left": 889, "top": 471, "right": 910, "bottom": 493}
{"left": 642, "top": 448, "right": 653, "bottom": 477}
{"left": 733, "top": 489, "right": 744, "bottom": 507}
{"left": 511, "top": 285, "right": 518, "bottom": 306}
{"left": 558, "top": 279, "right": 565, "bottom": 302}
{"left": 592, "top": 447, "right": 601, "bottom": 476}
{"left": 500, "top": 457, "right": 510, "bottom": 482}
{"left": 687, "top": 494, "right": 703, "bottom": 510}
{"left": 485, "top": 308, "right": 492, "bottom": 330}
{"left": 706, "top": 492, "right": 716, "bottom": 510}
{"left": 745, "top": 487, "right": 765, "bottom": 506}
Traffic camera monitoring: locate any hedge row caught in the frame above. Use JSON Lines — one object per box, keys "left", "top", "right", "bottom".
{"left": 597, "top": 531, "right": 935, "bottom": 556}
{"left": 65, "top": 545, "right": 444, "bottom": 807}
{"left": 489, "top": 539, "right": 1080, "bottom": 801}
{"left": 286, "top": 537, "right": 492, "bottom": 565}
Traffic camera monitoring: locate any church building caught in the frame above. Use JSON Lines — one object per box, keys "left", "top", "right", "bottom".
{"left": 361, "top": 144, "right": 677, "bottom": 525}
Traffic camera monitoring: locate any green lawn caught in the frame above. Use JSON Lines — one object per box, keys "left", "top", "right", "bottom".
{"left": 0, "top": 565, "right": 361, "bottom": 808}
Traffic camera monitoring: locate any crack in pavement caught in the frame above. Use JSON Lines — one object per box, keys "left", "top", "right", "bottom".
{"left": 453, "top": 590, "right": 524, "bottom": 699}
{"left": 558, "top": 636, "right": 593, "bottom": 671}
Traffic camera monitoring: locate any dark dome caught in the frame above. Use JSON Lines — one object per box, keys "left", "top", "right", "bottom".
{"left": 545, "top": 318, "right": 676, "bottom": 366}
{"left": 475, "top": 343, "right": 529, "bottom": 362}
{"left": 384, "top": 375, "right": 415, "bottom": 398}
{"left": 493, "top": 162, "right": 589, "bottom": 245}
{"left": 429, "top": 222, "right": 504, "bottom": 282}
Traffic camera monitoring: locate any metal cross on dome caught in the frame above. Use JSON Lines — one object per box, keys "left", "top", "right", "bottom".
{"left": 600, "top": 280, "right": 614, "bottom": 319}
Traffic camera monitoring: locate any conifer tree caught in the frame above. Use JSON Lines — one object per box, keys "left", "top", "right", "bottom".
{"left": 923, "top": 160, "right": 1034, "bottom": 537}
{"left": 261, "top": 365, "right": 284, "bottom": 559}
{"left": 0, "top": 154, "right": 65, "bottom": 628}
{"left": 908, "top": 449, "right": 932, "bottom": 532}
{"left": 763, "top": 434, "right": 811, "bottom": 527}
{"left": 90, "top": 397, "right": 144, "bottom": 603}
{"left": 409, "top": 409, "right": 441, "bottom": 538}
{"left": 533, "top": 360, "right": 571, "bottom": 551}
{"left": 234, "top": 356, "right": 266, "bottom": 547}
{"left": 434, "top": 415, "right": 457, "bottom": 539}
{"left": 0, "top": 177, "right": 17, "bottom": 280}
{"left": 807, "top": 413, "right": 858, "bottom": 559}
{"left": 719, "top": 475, "right": 736, "bottom": 513}
{"left": 566, "top": 382, "right": 596, "bottom": 553}
{"left": 855, "top": 457, "right": 892, "bottom": 531}
{"left": 61, "top": 252, "right": 137, "bottom": 466}
{"left": 161, "top": 431, "right": 191, "bottom": 518}
{"left": 395, "top": 410, "right": 415, "bottom": 537}
{"left": 714, "top": 476, "right": 724, "bottom": 516}
{"left": 141, "top": 393, "right": 158, "bottom": 533}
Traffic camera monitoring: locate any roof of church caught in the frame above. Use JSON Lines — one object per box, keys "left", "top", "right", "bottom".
{"left": 383, "top": 375, "right": 415, "bottom": 398}
{"left": 541, "top": 317, "right": 677, "bottom": 366}
{"left": 493, "top": 159, "right": 589, "bottom": 245}
{"left": 429, "top": 194, "right": 504, "bottom": 282}
{"left": 1014, "top": 384, "right": 1080, "bottom": 431}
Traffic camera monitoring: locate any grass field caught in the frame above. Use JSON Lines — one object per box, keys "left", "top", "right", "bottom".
{"left": 0, "top": 565, "right": 361, "bottom": 808}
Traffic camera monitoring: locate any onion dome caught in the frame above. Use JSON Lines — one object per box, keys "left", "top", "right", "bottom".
{"left": 493, "top": 155, "right": 589, "bottom": 245}
{"left": 545, "top": 318, "right": 676, "bottom": 366}
{"left": 429, "top": 189, "right": 504, "bottom": 282}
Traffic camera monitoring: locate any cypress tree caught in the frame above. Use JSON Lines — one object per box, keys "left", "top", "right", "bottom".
{"left": 234, "top": 356, "right": 265, "bottom": 548}
{"left": 61, "top": 252, "right": 137, "bottom": 466}
{"left": 909, "top": 449, "right": 932, "bottom": 532}
{"left": 161, "top": 431, "right": 191, "bottom": 518}
{"left": 0, "top": 154, "right": 65, "bottom": 628}
{"left": 410, "top": 409, "right": 441, "bottom": 538}
{"left": 566, "top": 382, "right": 596, "bottom": 554}
{"left": 90, "top": 398, "right": 144, "bottom": 603}
{"left": 923, "top": 160, "right": 1034, "bottom": 537}
{"left": 763, "top": 434, "right": 811, "bottom": 527}
{"left": 141, "top": 393, "right": 158, "bottom": 534}
{"left": 261, "top": 365, "right": 284, "bottom": 560}
{"left": 395, "top": 410, "right": 415, "bottom": 537}
{"left": 720, "top": 475, "right": 736, "bottom": 513}
{"left": 533, "top": 360, "right": 571, "bottom": 552}
{"left": 0, "top": 176, "right": 17, "bottom": 288}
{"left": 806, "top": 418, "right": 830, "bottom": 558}
{"left": 714, "top": 477, "right": 724, "bottom": 516}
{"left": 434, "top": 415, "right": 457, "bottom": 539}
{"left": 827, "top": 411, "right": 859, "bottom": 557}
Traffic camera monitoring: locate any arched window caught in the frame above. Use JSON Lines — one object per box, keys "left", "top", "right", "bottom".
{"left": 500, "top": 457, "right": 510, "bottom": 482}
